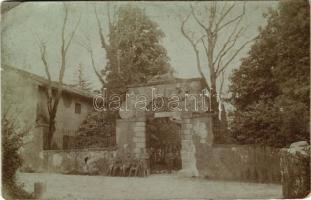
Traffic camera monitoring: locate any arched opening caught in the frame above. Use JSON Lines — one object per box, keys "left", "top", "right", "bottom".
{"left": 146, "top": 117, "right": 182, "bottom": 174}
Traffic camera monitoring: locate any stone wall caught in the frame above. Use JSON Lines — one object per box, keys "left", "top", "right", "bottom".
{"left": 280, "top": 141, "right": 310, "bottom": 198}
{"left": 193, "top": 143, "right": 282, "bottom": 183}
{"left": 170, "top": 112, "right": 282, "bottom": 183}
{"left": 42, "top": 148, "right": 117, "bottom": 175}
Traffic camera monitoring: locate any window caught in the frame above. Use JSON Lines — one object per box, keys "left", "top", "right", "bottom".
{"left": 75, "top": 103, "right": 81, "bottom": 114}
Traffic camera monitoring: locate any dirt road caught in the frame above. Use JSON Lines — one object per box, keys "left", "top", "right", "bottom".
{"left": 17, "top": 172, "right": 282, "bottom": 199}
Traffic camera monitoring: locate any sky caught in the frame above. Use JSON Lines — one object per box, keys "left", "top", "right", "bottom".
{"left": 2, "top": 1, "right": 278, "bottom": 93}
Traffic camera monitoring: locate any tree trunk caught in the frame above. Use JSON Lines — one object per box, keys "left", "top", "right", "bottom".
{"left": 47, "top": 118, "right": 56, "bottom": 150}
{"left": 210, "top": 73, "right": 218, "bottom": 112}
{"left": 47, "top": 105, "right": 58, "bottom": 149}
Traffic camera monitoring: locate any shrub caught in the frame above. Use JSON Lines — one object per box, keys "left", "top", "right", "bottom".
{"left": 2, "top": 117, "right": 33, "bottom": 199}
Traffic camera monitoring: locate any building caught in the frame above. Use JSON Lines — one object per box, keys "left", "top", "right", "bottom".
{"left": 2, "top": 65, "right": 94, "bottom": 170}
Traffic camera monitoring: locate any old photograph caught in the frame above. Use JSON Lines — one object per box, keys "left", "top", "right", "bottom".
{"left": 1, "top": 0, "right": 310, "bottom": 199}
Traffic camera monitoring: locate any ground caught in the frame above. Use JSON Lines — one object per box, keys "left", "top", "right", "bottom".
{"left": 17, "top": 172, "right": 282, "bottom": 199}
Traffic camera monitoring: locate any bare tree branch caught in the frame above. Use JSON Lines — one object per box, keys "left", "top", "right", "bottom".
{"left": 94, "top": 4, "right": 108, "bottom": 50}
{"left": 195, "top": 34, "right": 206, "bottom": 46}
{"left": 217, "top": 37, "right": 255, "bottom": 76}
{"left": 36, "top": 3, "right": 80, "bottom": 148}
{"left": 201, "top": 38, "right": 212, "bottom": 72}
{"left": 215, "top": 3, "right": 235, "bottom": 28}
{"left": 76, "top": 36, "right": 106, "bottom": 85}
{"left": 182, "top": 2, "right": 250, "bottom": 111}
{"left": 39, "top": 44, "right": 52, "bottom": 83}
{"left": 107, "top": 2, "right": 113, "bottom": 30}
{"left": 215, "top": 27, "right": 245, "bottom": 73}
{"left": 58, "top": 3, "right": 70, "bottom": 87}
{"left": 65, "top": 14, "right": 81, "bottom": 53}
{"left": 181, "top": 11, "right": 211, "bottom": 92}
{"left": 61, "top": 3, "right": 69, "bottom": 55}
{"left": 219, "top": 70, "right": 225, "bottom": 95}
{"left": 190, "top": 5, "right": 209, "bottom": 33}
{"left": 38, "top": 42, "right": 53, "bottom": 113}
{"left": 214, "top": 4, "right": 246, "bottom": 73}
{"left": 89, "top": 50, "right": 106, "bottom": 85}
{"left": 208, "top": 2, "right": 217, "bottom": 31}
{"left": 217, "top": 2, "right": 246, "bottom": 32}
{"left": 217, "top": 2, "right": 228, "bottom": 16}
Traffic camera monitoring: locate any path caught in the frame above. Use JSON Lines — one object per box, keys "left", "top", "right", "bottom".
{"left": 17, "top": 172, "right": 282, "bottom": 199}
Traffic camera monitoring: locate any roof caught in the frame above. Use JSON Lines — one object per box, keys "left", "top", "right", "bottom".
{"left": 2, "top": 65, "right": 94, "bottom": 99}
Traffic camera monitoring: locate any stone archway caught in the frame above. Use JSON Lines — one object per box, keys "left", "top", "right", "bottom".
{"left": 115, "top": 78, "right": 214, "bottom": 177}
{"left": 116, "top": 113, "right": 213, "bottom": 177}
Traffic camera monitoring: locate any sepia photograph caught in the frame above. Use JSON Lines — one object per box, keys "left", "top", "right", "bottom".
{"left": 1, "top": 0, "right": 310, "bottom": 199}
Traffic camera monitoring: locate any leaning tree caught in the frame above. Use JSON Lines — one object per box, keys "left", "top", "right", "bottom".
{"left": 181, "top": 2, "right": 254, "bottom": 111}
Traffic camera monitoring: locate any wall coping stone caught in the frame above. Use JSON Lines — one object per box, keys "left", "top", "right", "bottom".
{"left": 35, "top": 123, "right": 49, "bottom": 128}
{"left": 211, "top": 144, "right": 282, "bottom": 151}
{"left": 126, "top": 77, "right": 203, "bottom": 88}
{"left": 43, "top": 147, "right": 117, "bottom": 153}
{"left": 188, "top": 112, "right": 216, "bottom": 118}
{"left": 117, "top": 118, "right": 146, "bottom": 122}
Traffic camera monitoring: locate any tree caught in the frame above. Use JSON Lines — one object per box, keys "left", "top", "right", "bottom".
{"left": 229, "top": 0, "right": 310, "bottom": 147}
{"left": 93, "top": 4, "right": 171, "bottom": 96}
{"left": 181, "top": 2, "right": 254, "bottom": 111}
{"left": 36, "top": 4, "right": 80, "bottom": 149}
{"left": 74, "top": 63, "right": 92, "bottom": 91}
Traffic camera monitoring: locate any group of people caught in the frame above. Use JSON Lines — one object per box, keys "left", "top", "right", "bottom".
{"left": 105, "top": 143, "right": 182, "bottom": 176}
{"left": 107, "top": 158, "right": 149, "bottom": 177}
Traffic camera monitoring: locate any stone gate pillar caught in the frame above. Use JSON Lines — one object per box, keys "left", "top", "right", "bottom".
{"left": 179, "top": 118, "right": 199, "bottom": 177}
{"left": 178, "top": 114, "right": 214, "bottom": 177}
{"left": 21, "top": 123, "right": 48, "bottom": 172}
{"left": 116, "top": 118, "right": 146, "bottom": 158}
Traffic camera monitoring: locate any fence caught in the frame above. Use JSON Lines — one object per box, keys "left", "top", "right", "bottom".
{"left": 195, "top": 144, "right": 282, "bottom": 183}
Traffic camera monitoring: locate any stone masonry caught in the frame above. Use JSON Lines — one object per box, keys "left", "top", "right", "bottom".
{"left": 116, "top": 119, "right": 147, "bottom": 158}
{"left": 178, "top": 115, "right": 213, "bottom": 177}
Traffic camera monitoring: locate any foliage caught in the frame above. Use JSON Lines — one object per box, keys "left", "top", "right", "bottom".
{"left": 2, "top": 117, "right": 33, "bottom": 199}
{"left": 74, "top": 63, "right": 92, "bottom": 91}
{"left": 146, "top": 118, "right": 181, "bottom": 148}
{"left": 72, "top": 111, "right": 116, "bottom": 148}
{"left": 87, "top": 5, "right": 172, "bottom": 143}
{"left": 104, "top": 5, "right": 171, "bottom": 96}
{"left": 229, "top": 0, "right": 310, "bottom": 147}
